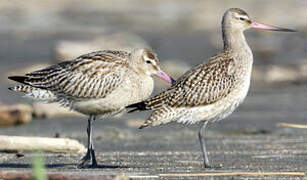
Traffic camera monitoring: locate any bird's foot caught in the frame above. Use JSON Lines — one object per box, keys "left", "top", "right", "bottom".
{"left": 78, "top": 160, "right": 99, "bottom": 169}
{"left": 88, "top": 162, "right": 98, "bottom": 168}
{"left": 77, "top": 151, "right": 91, "bottom": 168}
{"left": 204, "top": 163, "right": 222, "bottom": 169}
{"left": 88, "top": 150, "right": 98, "bottom": 168}
{"left": 78, "top": 161, "right": 99, "bottom": 169}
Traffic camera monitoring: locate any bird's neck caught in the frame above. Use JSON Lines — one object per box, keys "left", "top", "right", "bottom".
{"left": 222, "top": 27, "right": 250, "bottom": 54}
{"left": 222, "top": 26, "right": 253, "bottom": 79}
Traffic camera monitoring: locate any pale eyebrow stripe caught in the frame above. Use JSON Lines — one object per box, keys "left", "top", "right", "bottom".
{"left": 236, "top": 15, "right": 248, "bottom": 19}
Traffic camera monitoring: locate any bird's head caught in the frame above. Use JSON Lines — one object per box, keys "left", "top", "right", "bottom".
{"left": 223, "top": 8, "right": 295, "bottom": 32}
{"left": 130, "top": 48, "right": 175, "bottom": 84}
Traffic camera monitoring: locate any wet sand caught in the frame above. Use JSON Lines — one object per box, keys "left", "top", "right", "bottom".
{"left": 0, "top": 0, "right": 307, "bottom": 179}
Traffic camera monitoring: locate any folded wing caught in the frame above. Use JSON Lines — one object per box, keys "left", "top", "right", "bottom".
{"left": 9, "top": 50, "right": 129, "bottom": 100}
{"left": 143, "top": 55, "right": 238, "bottom": 109}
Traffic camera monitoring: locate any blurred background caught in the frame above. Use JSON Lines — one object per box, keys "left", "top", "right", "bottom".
{"left": 0, "top": 0, "right": 307, "bottom": 170}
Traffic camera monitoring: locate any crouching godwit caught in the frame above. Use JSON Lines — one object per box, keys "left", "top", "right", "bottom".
{"left": 127, "top": 8, "right": 295, "bottom": 168}
{"left": 8, "top": 48, "right": 174, "bottom": 168}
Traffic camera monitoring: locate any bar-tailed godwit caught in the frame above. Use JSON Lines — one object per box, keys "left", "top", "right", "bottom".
{"left": 9, "top": 48, "right": 174, "bottom": 168}
{"left": 127, "top": 8, "right": 295, "bottom": 168}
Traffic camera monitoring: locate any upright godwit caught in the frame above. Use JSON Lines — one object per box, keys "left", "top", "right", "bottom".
{"left": 8, "top": 48, "right": 174, "bottom": 168}
{"left": 127, "top": 8, "right": 295, "bottom": 168}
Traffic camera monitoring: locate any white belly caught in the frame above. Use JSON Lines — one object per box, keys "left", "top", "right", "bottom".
{"left": 176, "top": 50, "right": 253, "bottom": 125}
{"left": 191, "top": 77, "right": 250, "bottom": 123}
{"left": 71, "top": 75, "right": 154, "bottom": 115}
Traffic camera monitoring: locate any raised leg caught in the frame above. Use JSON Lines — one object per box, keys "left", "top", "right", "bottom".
{"left": 198, "top": 121, "right": 214, "bottom": 168}
{"left": 78, "top": 115, "right": 98, "bottom": 168}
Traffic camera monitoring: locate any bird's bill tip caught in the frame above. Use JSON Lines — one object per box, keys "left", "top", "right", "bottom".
{"left": 155, "top": 71, "right": 175, "bottom": 84}
{"left": 251, "top": 22, "right": 296, "bottom": 32}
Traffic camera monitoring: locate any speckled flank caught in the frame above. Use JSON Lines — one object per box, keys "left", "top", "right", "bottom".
{"left": 145, "top": 55, "right": 237, "bottom": 108}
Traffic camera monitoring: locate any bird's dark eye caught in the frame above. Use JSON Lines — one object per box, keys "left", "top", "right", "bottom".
{"left": 146, "top": 60, "right": 151, "bottom": 64}
{"left": 240, "top": 17, "right": 245, "bottom": 21}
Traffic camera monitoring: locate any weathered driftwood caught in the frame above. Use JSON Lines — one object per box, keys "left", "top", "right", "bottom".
{"left": 0, "top": 104, "right": 33, "bottom": 127}
{"left": 32, "top": 102, "right": 83, "bottom": 118}
{"left": 0, "top": 102, "right": 83, "bottom": 122}
{"left": 0, "top": 135, "right": 86, "bottom": 153}
{"left": 158, "top": 172, "right": 305, "bottom": 177}
{"left": 277, "top": 123, "right": 307, "bottom": 129}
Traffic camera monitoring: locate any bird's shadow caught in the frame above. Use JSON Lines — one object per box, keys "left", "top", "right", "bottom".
{"left": 78, "top": 164, "right": 131, "bottom": 169}
{"left": 0, "top": 163, "right": 130, "bottom": 169}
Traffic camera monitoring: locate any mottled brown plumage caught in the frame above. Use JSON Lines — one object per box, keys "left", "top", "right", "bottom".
{"left": 127, "top": 8, "right": 295, "bottom": 168}
{"left": 9, "top": 49, "right": 173, "bottom": 108}
{"left": 144, "top": 53, "right": 237, "bottom": 109}
{"left": 9, "top": 48, "right": 173, "bottom": 168}
{"left": 13, "top": 50, "right": 129, "bottom": 100}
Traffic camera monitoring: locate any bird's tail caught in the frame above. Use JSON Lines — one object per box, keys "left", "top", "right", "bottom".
{"left": 8, "top": 76, "right": 28, "bottom": 85}
{"left": 8, "top": 85, "right": 56, "bottom": 102}
{"left": 126, "top": 101, "right": 150, "bottom": 113}
{"left": 139, "top": 123, "right": 149, "bottom": 129}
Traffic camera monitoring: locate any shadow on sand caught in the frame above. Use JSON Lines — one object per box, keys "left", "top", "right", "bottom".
{"left": 0, "top": 163, "right": 130, "bottom": 169}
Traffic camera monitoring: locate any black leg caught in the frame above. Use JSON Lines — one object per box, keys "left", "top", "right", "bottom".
{"left": 89, "top": 116, "right": 98, "bottom": 168}
{"left": 198, "top": 121, "right": 215, "bottom": 168}
{"left": 78, "top": 115, "right": 98, "bottom": 168}
{"left": 90, "top": 148, "right": 98, "bottom": 168}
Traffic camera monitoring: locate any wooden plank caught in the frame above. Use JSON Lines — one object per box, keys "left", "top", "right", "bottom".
{"left": 0, "top": 135, "right": 86, "bottom": 153}
{"left": 277, "top": 123, "right": 307, "bottom": 129}
{"left": 129, "top": 175, "right": 159, "bottom": 178}
{"left": 158, "top": 172, "right": 305, "bottom": 177}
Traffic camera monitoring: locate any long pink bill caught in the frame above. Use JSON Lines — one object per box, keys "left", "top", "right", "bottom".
{"left": 155, "top": 70, "right": 175, "bottom": 84}
{"left": 251, "top": 22, "right": 296, "bottom": 32}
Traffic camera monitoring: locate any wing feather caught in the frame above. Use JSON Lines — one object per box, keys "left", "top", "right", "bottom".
{"left": 144, "top": 54, "right": 238, "bottom": 108}
{"left": 19, "top": 50, "right": 129, "bottom": 99}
